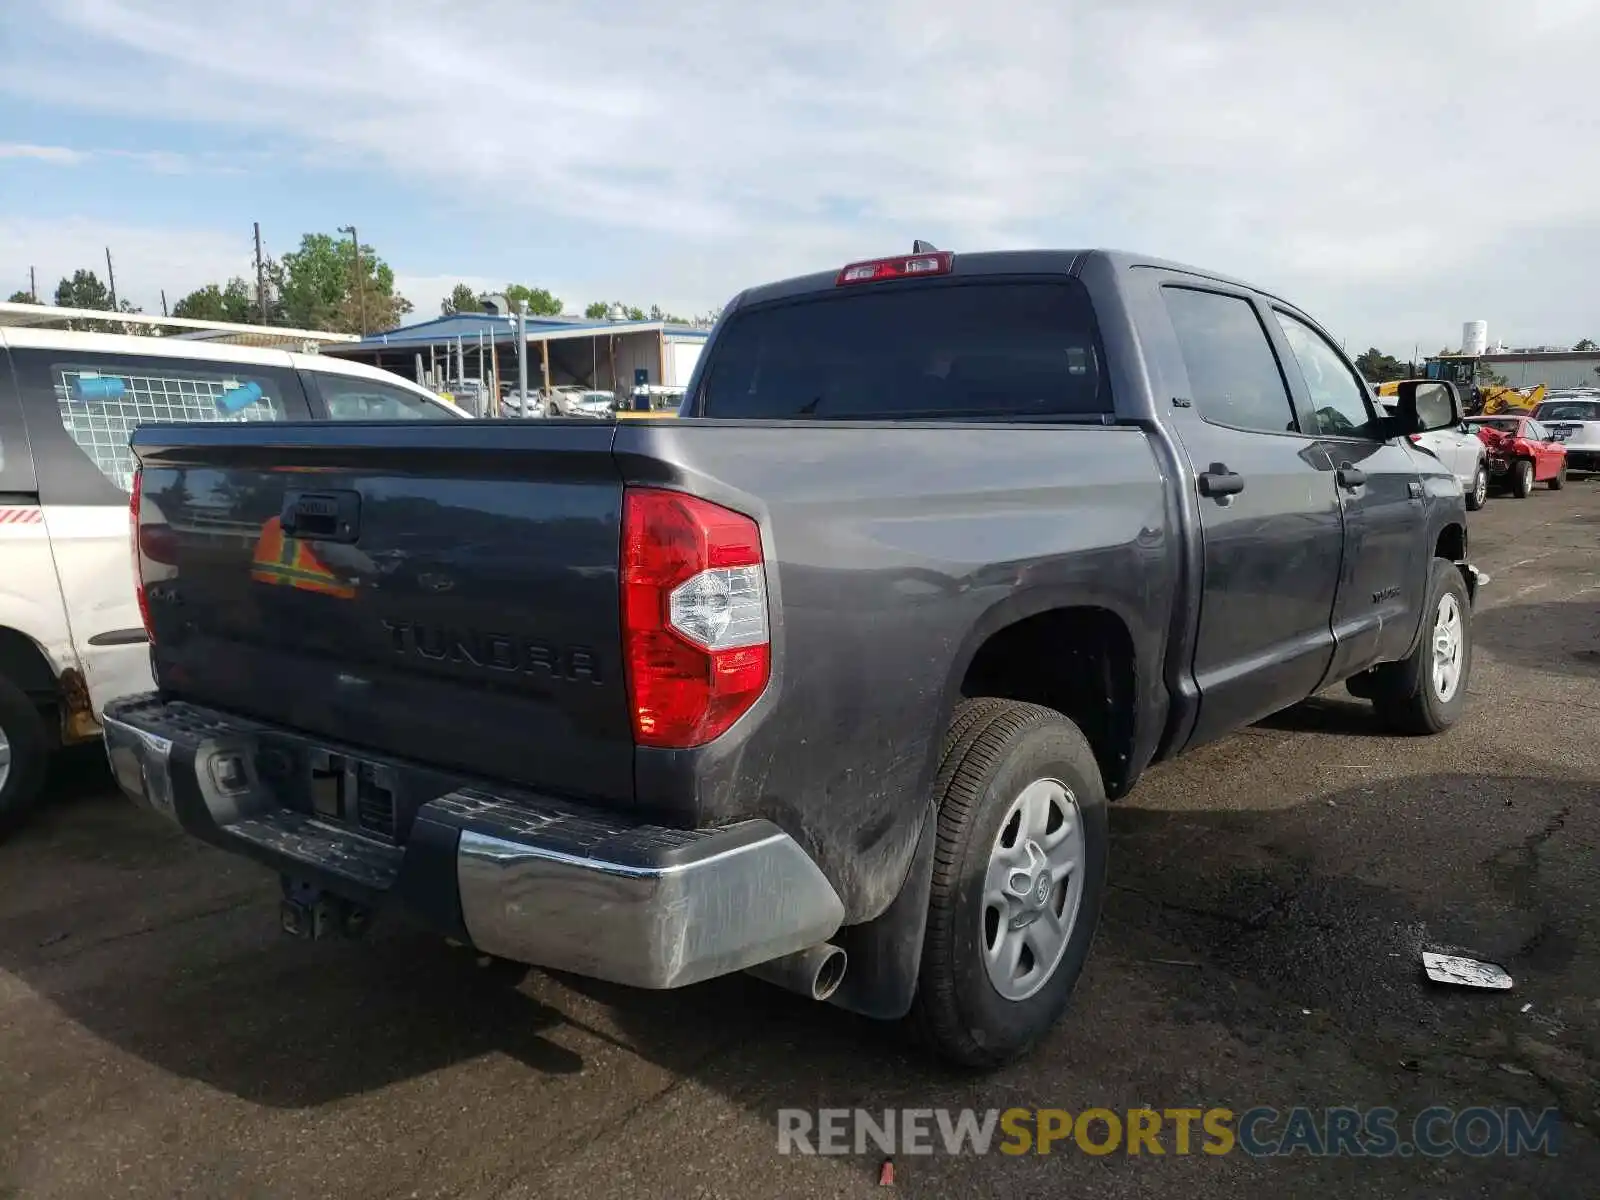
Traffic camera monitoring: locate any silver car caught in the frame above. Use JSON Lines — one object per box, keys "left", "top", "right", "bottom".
{"left": 1382, "top": 397, "right": 1488, "bottom": 510}
{"left": 1533, "top": 393, "right": 1600, "bottom": 474}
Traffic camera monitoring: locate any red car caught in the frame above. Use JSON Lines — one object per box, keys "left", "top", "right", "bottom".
{"left": 1466, "top": 415, "right": 1567, "bottom": 498}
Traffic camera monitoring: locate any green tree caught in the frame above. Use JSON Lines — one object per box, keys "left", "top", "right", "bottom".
{"left": 55, "top": 268, "right": 113, "bottom": 310}
{"left": 277, "top": 231, "right": 411, "bottom": 334}
{"left": 6, "top": 290, "right": 35, "bottom": 304}
{"left": 584, "top": 301, "right": 610, "bottom": 319}
{"left": 173, "top": 278, "right": 253, "bottom": 323}
{"left": 441, "top": 282, "right": 481, "bottom": 316}
{"left": 1354, "top": 347, "right": 1407, "bottom": 383}
{"left": 1574, "top": 338, "right": 1597, "bottom": 352}
{"left": 504, "top": 284, "right": 562, "bottom": 316}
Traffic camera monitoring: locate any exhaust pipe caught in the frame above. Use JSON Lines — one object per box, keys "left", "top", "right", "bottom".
{"left": 746, "top": 943, "right": 848, "bottom": 1002}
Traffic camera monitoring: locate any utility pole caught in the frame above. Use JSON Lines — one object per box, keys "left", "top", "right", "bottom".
{"left": 28, "top": 266, "right": 36, "bottom": 302}
{"left": 161, "top": 289, "right": 168, "bottom": 317}
{"left": 338, "top": 224, "right": 367, "bottom": 335}
{"left": 105, "top": 247, "right": 118, "bottom": 310}
{"left": 253, "top": 221, "right": 267, "bottom": 324}
{"left": 516, "top": 300, "right": 529, "bottom": 417}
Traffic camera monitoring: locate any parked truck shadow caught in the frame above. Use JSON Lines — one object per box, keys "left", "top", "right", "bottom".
{"left": 3, "top": 750, "right": 1591, "bottom": 1119}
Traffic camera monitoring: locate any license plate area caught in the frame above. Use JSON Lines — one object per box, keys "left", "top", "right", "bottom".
{"left": 309, "top": 751, "right": 399, "bottom": 842}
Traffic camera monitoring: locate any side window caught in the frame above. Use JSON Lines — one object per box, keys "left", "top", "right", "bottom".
{"left": 1272, "top": 312, "right": 1380, "bottom": 439}
{"left": 1525, "top": 420, "right": 1545, "bottom": 440}
{"left": 1162, "top": 287, "right": 1299, "bottom": 435}
{"left": 312, "top": 372, "right": 449, "bottom": 420}
{"left": 0, "top": 351, "right": 34, "bottom": 493}
{"left": 52, "top": 356, "right": 289, "bottom": 493}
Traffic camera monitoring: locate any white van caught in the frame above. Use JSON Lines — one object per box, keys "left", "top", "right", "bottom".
{"left": 0, "top": 328, "right": 467, "bottom": 831}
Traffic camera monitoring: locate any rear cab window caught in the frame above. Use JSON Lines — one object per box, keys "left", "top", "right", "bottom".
{"left": 697, "top": 280, "right": 1111, "bottom": 420}
{"left": 8, "top": 348, "right": 307, "bottom": 503}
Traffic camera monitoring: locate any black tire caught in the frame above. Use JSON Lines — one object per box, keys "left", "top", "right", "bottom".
{"left": 1548, "top": 464, "right": 1566, "bottom": 491}
{"left": 1367, "top": 559, "right": 1472, "bottom": 735}
{"left": 1512, "top": 459, "right": 1535, "bottom": 498}
{"left": 1466, "top": 465, "right": 1488, "bottom": 511}
{"left": 0, "top": 677, "right": 50, "bottom": 838}
{"left": 909, "top": 700, "right": 1109, "bottom": 1068}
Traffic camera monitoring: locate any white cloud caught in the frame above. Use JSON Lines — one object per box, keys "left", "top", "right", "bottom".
{"left": 0, "top": 216, "right": 246, "bottom": 312}
{"left": 0, "top": 143, "right": 89, "bottom": 164}
{"left": 5, "top": 0, "right": 1600, "bottom": 348}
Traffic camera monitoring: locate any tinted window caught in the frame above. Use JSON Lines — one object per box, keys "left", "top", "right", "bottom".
{"left": 53, "top": 357, "right": 289, "bottom": 492}
{"left": 1162, "top": 288, "right": 1297, "bottom": 434}
{"left": 0, "top": 352, "right": 32, "bottom": 493}
{"left": 1537, "top": 400, "right": 1600, "bottom": 421}
{"left": 313, "top": 372, "right": 450, "bottom": 420}
{"left": 1273, "top": 312, "right": 1379, "bottom": 438}
{"left": 699, "top": 281, "right": 1109, "bottom": 420}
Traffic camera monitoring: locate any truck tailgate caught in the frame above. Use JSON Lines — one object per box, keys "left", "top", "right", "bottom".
{"left": 131, "top": 421, "right": 634, "bottom": 805}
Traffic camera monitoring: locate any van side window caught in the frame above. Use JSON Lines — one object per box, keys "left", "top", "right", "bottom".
{"left": 51, "top": 359, "right": 289, "bottom": 492}
{"left": 311, "top": 372, "right": 448, "bottom": 420}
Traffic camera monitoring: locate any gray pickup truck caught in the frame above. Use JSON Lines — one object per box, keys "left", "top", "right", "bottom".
{"left": 106, "top": 248, "right": 1481, "bottom": 1066}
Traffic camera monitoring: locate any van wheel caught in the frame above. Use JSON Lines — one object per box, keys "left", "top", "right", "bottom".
{"left": 1466, "top": 465, "right": 1488, "bottom": 511}
{"left": 1512, "top": 460, "right": 1535, "bottom": 498}
{"left": 909, "top": 700, "right": 1108, "bottom": 1068}
{"left": 1549, "top": 465, "right": 1566, "bottom": 490}
{"left": 0, "top": 678, "right": 50, "bottom": 837}
{"left": 1367, "top": 558, "right": 1472, "bottom": 735}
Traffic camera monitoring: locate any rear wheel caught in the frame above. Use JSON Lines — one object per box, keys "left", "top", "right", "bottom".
{"left": 1548, "top": 464, "right": 1566, "bottom": 490}
{"left": 0, "top": 677, "right": 50, "bottom": 838}
{"left": 1366, "top": 558, "right": 1472, "bottom": 735}
{"left": 1466, "top": 464, "right": 1488, "bottom": 511}
{"left": 909, "top": 700, "right": 1108, "bottom": 1068}
{"left": 1512, "top": 459, "right": 1535, "bottom": 498}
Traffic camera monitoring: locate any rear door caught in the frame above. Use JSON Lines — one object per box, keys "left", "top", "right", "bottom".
{"left": 0, "top": 345, "right": 80, "bottom": 700}
{"left": 1156, "top": 284, "right": 1345, "bottom": 746}
{"left": 1268, "top": 309, "right": 1426, "bottom": 678}
{"left": 6, "top": 344, "right": 312, "bottom": 714}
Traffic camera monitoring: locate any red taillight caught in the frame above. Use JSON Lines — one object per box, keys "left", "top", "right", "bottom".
{"left": 1407, "top": 433, "right": 1424, "bottom": 444}
{"left": 130, "top": 468, "right": 154, "bottom": 644}
{"left": 621, "top": 488, "right": 770, "bottom": 749}
{"left": 836, "top": 250, "right": 953, "bottom": 286}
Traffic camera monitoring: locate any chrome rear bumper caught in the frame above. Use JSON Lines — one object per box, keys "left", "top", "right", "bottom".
{"left": 103, "top": 694, "right": 843, "bottom": 989}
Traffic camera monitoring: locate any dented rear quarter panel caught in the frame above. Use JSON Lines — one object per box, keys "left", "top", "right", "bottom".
{"left": 614, "top": 419, "right": 1175, "bottom": 921}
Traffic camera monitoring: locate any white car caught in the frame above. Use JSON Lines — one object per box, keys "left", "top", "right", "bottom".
{"left": 0, "top": 328, "right": 466, "bottom": 831}
{"left": 1380, "top": 396, "right": 1488, "bottom": 510}
{"left": 1533, "top": 393, "right": 1600, "bottom": 475}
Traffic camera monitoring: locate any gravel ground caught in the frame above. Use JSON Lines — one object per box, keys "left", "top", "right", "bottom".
{"left": 2, "top": 479, "right": 1597, "bottom": 1199}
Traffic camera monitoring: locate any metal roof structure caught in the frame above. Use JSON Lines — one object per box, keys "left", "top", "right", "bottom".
{"left": 0, "top": 300, "right": 357, "bottom": 350}
{"left": 329, "top": 311, "right": 710, "bottom": 355}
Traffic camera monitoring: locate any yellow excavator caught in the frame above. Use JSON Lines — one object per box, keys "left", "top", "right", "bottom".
{"left": 1376, "top": 367, "right": 1545, "bottom": 416}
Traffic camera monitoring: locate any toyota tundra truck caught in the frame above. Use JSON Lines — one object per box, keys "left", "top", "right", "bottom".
{"left": 105, "top": 248, "right": 1482, "bottom": 1067}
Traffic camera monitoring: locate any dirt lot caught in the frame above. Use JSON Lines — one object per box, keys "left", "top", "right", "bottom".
{"left": 3, "top": 480, "right": 1598, "bottom": 1199}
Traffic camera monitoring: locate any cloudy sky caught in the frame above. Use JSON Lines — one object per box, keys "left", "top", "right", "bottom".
{"left": 2, "top": 0, "right": 1597, "bottom": 352}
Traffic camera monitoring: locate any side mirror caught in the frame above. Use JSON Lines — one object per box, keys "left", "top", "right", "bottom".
{"left": 1392, "top": 380, "right": 1462, "bottom": 436}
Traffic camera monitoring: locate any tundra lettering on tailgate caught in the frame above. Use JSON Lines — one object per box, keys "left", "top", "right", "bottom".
{"left": 381, "top": 618, "right": 602, "bottom": 683}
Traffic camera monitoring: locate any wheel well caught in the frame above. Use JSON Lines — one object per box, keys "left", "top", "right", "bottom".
{"left": 1435, "top": 523, "right": 1466, "bottom": 562}
{"left": 0, "top": 626, "right": 62, "bottom": 704}
{"left": 959, "top": 607, "right": 1137, "bottom": 798}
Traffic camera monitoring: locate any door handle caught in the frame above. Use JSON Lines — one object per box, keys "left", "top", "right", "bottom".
{"left": 1336, "top": 465, "right": 1367, "bottom": 491}
{"left": 1197, "top": 468, "right": 1245, "bottom": 498}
